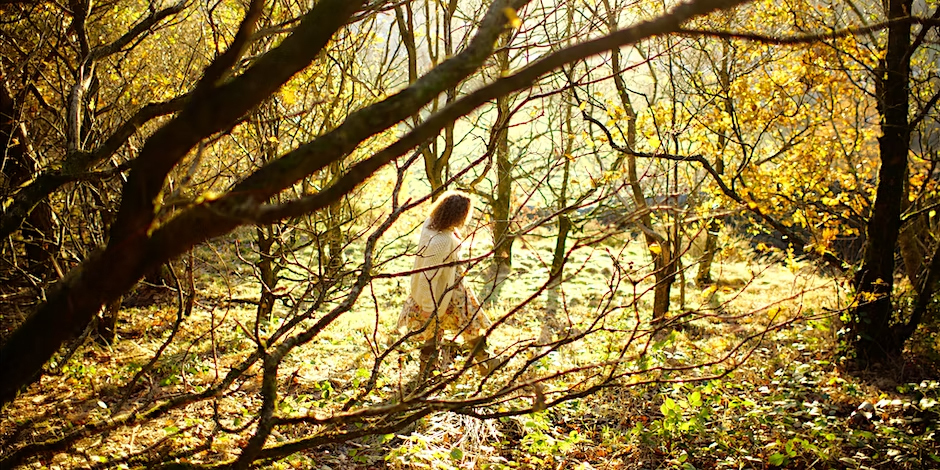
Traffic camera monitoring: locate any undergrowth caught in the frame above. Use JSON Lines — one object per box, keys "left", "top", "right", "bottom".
{"left": 1, "top": 226, "right": 937, "bottom": 469}
{"left": 363, "top": 322, "right": 939, "bottom": 470}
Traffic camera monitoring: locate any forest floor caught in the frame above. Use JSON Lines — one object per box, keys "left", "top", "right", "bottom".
{"left": 1, "top": 226, "right": 939, "bottom": 469}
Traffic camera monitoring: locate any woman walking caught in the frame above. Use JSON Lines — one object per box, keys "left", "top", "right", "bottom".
{"left": 398, "top": 191, "right": 494, "bottom": 376}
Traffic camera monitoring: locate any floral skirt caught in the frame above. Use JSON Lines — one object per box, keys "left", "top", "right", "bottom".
{"left": 397, "top": 282, "right": 493, "bottom": 344}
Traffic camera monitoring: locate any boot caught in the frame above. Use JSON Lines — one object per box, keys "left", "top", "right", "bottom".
{"left": 418, "top": 340, "right": 438, "bottom": 381}
{"left": 464, "top": 336, "right": 499, "bottom": 374}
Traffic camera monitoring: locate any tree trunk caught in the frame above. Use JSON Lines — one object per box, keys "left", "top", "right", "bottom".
{"left": 545, "top": 96, "right": 574, "bottom": 326}
{"left": 543, "top": 1, "right": 576, "bottom": 337}
{"left": 486, "top": 110, "right": 514, "bottom": 305}
{"left": 22, "top": 201, "right": 56, "bottom": 278}
{"left": 851, "top": 0, "right": 913, "bottom": 362}
{"left": 897, "top": 180, "right": 927, "bottom": 287}
{"left": 695, "top": 219, "right": 720, "bottom": 287}
{"left": 0, "top": 244, "right": 150, "bottom": 404}
{"left": 651, "top": 241, "right": 677, "bottom": 322}
{"left": 695, "top": 39, "right": 730, "bottom": 287}
{"left": 325, "top": 193, "right": 345, "bottom": 277}
{"left": 543, "top": 161, "right": 572, "bottom": 341}
{"left": 95, "top": 297, "right": 121, "bottom": 346}
{"left": 605, "top": 4, "right": 673, "bottom": 322}
{"left": 545, "top": 215, "right": 570, "bottom": 312}
{"left": 256, "top": 225, "right": 279, "bottom": 323}
{"left": 627, "top": 154, "right": 674, "bottom": 322}
{"left": 397, "top": 2, "right": 457, "bottom": 192}
{"left": 484, "top": 36, "right": 515, "bottom": 306}
{"left": 1, "top": 71, "right": 56, "bottom": 278}
{"left": 907, "top": 241, "right": 940, "bottom": 341}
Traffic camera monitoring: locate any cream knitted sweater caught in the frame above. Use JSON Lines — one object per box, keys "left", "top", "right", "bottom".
{"left": 410, "top": 220, "right": 463, "bottom": 315}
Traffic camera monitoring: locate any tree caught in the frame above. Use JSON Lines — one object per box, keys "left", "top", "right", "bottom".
{"left": 0, "top": 0, "right": 372, "bottom": 406}
{"left": 850, "top": 0, "right": 939, "bottom": 361}
{"left": 0, "top": 1, "right": 190, "bottom": 244}
{"left": 481, "top": 31, "right": 519, "bottom": 305}
{"left": 660, "top": 0, "right": 940, "bottom": 361}
{"left": 562, "top": 0, "right": 693, "bottom": 322}
{"left": 395, "top": 0, "right": 464, "bottom": 193}
{"left": 0, "top": 71, "right": 55, "bottom": 278}
{"left": 544, "top": 90, "right": 576, "bottom": 330}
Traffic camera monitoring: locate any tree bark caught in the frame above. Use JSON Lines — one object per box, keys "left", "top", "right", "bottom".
{"left": 695, "top": 37, "right": 731, "bottom": 287}
{"left": 256, "top": 225, "right": 279, "bottom": 323}
{"left": 695, "top": 219, "right": 720, "bottom": 286}
{"left": 94, "top": 297, "right": 121, "bottom": 346}
{"left": 897, "top": 180, "right": 927, "bottom": 287}
{"left": 0, "top": 70, "right": 56, "bottom": 277}
{"left": 852, "top": 0, "right": 913, "bottom": 362}
{"left": 605, "top": 3, "right": 673, "bottom": 322}
{"left": 397, "top": 1, "right": 458, "bottom": 192}
{"left": 485, "top": 35, "right": 515, "bottom": 306}
{"left": 545, "top": 95, "right": 574, "bottom": 326}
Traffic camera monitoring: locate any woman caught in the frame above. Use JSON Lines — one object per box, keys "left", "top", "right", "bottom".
{"left": 398, "top": 191, "right": 494, "bottom": 375}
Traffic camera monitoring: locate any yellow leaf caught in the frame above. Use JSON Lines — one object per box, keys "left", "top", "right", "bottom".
{"left": 649, "top": 243, "right": 662, "bottom": 255}
{"left": 700, "top": 285, "right": 718, "bottom": 298}
{"left": 195, "top": 191, "right": 220, "bottom": 204}
{"left": 502, "top": 7, "right": 522, "bottom": 28}
{"left": 792, "top": 212, "right": 807, "bottom": 228}
{"left": 767, "top": 306, "right": 782, "bottom": 319}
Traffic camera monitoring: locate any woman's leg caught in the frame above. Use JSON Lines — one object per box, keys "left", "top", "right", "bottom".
{"left": 418, "top": 337, "right": 439, "bottom": 379}
{"left": 464, "top": 334, "right": 505, "bottom": 374}
{"left": 464, "top": 335, "right": 488, "bottom": 359}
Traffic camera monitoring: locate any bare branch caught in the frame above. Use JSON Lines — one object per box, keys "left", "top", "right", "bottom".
{"left": 242, "top": 0, "right": 754, "bottom": 225}
{"left": 677, "top": 15, "right": 940, "bottom": 45}
{"left": 87, "top": 1, "right": 189, "bottom": 61}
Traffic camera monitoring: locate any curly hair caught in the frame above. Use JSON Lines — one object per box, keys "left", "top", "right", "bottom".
{"left": 427, "top": 191, "right": 473, "bottom": 231}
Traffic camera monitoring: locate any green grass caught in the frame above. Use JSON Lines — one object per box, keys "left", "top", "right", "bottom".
{"left": 2, "top": 221, "right": 937, "bottom": 470}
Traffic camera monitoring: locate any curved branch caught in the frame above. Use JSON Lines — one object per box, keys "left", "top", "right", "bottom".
{"left": 144, "top": 0, "right": 532, "bottom": 258}
{"left": 629, "top": 149, "right": 846, "bottom": 270}
{"left": 677, "top": 16, "right": 940, "bottom": 45}
{"left": 0, "top": 350, "right": 261, "bottom": 469}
